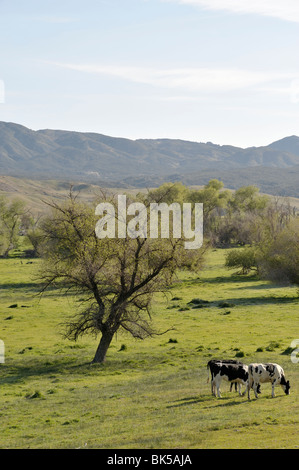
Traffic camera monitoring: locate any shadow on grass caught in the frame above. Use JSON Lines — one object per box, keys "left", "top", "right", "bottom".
{"left": 234, "top": 283, "right": 291, "bottom": 290}
{"left": 206, "top": 396, "right": 249, "bottom": 408}
{"left": 0, "top": 353, "right": 169, "bottom": 386}
{"left": 184, "top": 295, "right": 298, "bottom": 308}
{"left": 197, "top": 274, "right": 298, "bottom": 291}
{"left": 217, "top": 295, "right": 298, "bottom": 306}
{"left": 0, "top": 281, "right": 74, "bottom": 298}
{"left": 0, "top": 282, "right": 42, "bottom": 291}
{"left": 166, "top": 394, "right": 250, "bottom": 409}
{"left": 198, "top": 274, "right": 259, "bottom": 285}
{"left": 0, "top": 358, "right": 95, "bottom": 386}
{"left": 166, "top": 395, "right": 210, "bottom": 408}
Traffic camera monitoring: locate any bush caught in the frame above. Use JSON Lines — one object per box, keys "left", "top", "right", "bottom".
{"left": 27, "top": 390, "right": 44, "bottom": 399}
{"left": 235, "top": 351, "right": 245, "bottom": 358}
{"left": 257, "top": 219, "right": 299, "bottom": 285}
{"left": 225, "top": 247, "right": 258, "bottom": 274}
{"left": 187, "top": 298, "right": 209, "bottom": 305}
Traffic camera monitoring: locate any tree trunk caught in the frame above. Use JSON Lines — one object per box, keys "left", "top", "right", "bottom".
{"left": 3, "top": 246, "right": 11, "bottom": 258}
{"left": 91, "top": 330, "right": 114, "bottom": 364}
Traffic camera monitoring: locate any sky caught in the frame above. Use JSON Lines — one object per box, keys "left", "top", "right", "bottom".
{"left": 1, "top": 0, "right": 299, "bottom": 148}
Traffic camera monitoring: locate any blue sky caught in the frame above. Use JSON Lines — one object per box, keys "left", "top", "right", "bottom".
{"left": 1, "top": 0, "right": 299, "bottom": 147}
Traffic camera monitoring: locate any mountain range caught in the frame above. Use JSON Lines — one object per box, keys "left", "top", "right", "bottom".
{"left": 0, "top": 121, "right": 299, "bottom": 197}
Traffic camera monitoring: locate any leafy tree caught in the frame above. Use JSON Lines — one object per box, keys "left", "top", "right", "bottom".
{"left": 228, "top": 186, "right": 269, "bottom": 214}
{"left": 38, "top": 191, "right": 206, "bottom": 363}
{"left": 25, "top": 215, "right": 44, "bottom": 257}
{"left": 0, "top": 196, "right": 26, "bottom": 257}
{"left": 140, "top": 182, "right": 189, "bottom": 205}
{"left": 188, "top": 180, "right": 231, "bottom": 241}
{"left": 218, "top": 187, "right": 271, "bottom": 247}
{"left": 188, "top": 179, "right": 231, "bottom": 217}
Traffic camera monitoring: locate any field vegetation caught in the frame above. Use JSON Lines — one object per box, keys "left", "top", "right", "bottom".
{"left": 0, "top": 248, "right": 298, "bottom": 449}
{"left": 0, "top": 180, "right": 298, "bottom": 449}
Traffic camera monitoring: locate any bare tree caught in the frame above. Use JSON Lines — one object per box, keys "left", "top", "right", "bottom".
{"left": 37, "top": 191, "right": 206, "bottom": 363}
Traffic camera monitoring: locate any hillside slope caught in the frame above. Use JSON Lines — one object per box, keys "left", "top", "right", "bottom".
{"left": 1, "top": 175, "right": 299, "bottom": 216}
{"left": 1, "top": 121, "right": 299, "bottom": 178}
{"left": 1, "top": 122, "right": 299, "bottom": 196}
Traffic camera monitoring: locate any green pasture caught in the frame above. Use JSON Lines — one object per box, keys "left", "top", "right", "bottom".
{"left": 0, "top": 248, "right": 298, "bottom": 449}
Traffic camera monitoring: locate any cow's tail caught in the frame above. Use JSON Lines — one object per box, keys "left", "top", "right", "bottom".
{"left": 207, "top": 362, "right": 210, "bottom": 383}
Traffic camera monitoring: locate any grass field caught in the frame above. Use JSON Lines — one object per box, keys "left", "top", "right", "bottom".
{"left": 0, "top": 248, "right": 298, "bottom": 449}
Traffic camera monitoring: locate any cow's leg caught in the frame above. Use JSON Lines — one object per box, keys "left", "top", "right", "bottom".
{"left": 247, "top": 378, "right": 253, "bottom": 400}
{"left": 211, "top": 376, "right": 217, "bottom": 396}
{"left": 271, "top": 380, "right": 276, "bottom": 398}
{"left": 253, "top": 382, "right": 259, "bottom": 398}
{"left": 233, "top": 381, "right": 242, "bottom": 396}
{"left": 211, "top": 377, "right": 216, "bottom": 396}
{"left": 215, "top": 376, "right": 222, "bottom": 398}
{"left": 241, "top": 380, "right": 248, "bottom": 396}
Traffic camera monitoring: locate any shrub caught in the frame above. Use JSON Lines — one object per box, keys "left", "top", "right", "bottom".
{"left": 27, "top": 390, "right": 44, "bottom": 399}
{"left": 265, "top": 341, "right": 281, "bottom": 351}
{"left": 235, "top": 351, "right": 245, "bottom": 358}
{"left": 188, "top": 298, "right": 209, "bottom": 305}
{"left": 225, "top": 247, "right": 258, "bottom": 274}
{"left": 257, "top": 219, "right": 299, "bottom": 285}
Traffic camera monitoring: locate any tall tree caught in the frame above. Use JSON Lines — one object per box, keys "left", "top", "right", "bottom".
{"left": 38, "top": 191, "right": 206, "bottom": 363}
{"left": 188, "top": 179, "right": 231, "bottom": 243}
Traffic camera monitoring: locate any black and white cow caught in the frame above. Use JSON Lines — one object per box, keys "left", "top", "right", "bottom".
{"left": 207, "top": 359, "right": 243, "bottom": 393}
{"left": 207, "top": 360, "right": 249, "bottom": 398}
{"left": 247, "top": 363, "right": 290, "bottom": 400}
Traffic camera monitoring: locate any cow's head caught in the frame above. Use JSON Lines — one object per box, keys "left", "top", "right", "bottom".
{"left": 282, "top": 379, "right": 290, "bottom": 395}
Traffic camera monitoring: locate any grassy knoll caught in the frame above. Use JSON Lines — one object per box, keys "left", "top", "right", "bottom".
{"left": 0, "top": 249, "right": 298, "bottom": 449}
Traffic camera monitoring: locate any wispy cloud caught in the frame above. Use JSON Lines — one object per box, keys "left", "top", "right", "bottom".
{"left": 25, "top": 16, "right": 77, "bottom": 24}
{"left": 165, "top": 0, "right": 299, "bottom": 23}
{"left": 51, "top": 62, "right": 294, "bottom": 94}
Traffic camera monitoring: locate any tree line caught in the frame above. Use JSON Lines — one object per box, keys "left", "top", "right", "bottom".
{"left": 141, "top": 180, "right": 299, "bottom": 284}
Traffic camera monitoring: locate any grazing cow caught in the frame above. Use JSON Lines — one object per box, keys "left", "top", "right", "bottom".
{"left": 207, "top": 359, "right": 242, "bottom": 392}
{"left": 247, "top": 363, "right": 290, "bottom": 400}
{"left": 207, "top": 360, "right": 249, "bottom": 398}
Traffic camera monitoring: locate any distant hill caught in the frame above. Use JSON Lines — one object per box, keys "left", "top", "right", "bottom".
{"left": 0, "top": 176, "right": 106, "bottom": 215}
{"left": 0, "top": 121, "right": 299, "bottom": 196}
{"left": 1, "top": 175, "right": 299, "bottom": 217}
{"left": 268, "top": 135, "right": 299, "bottom": 156}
